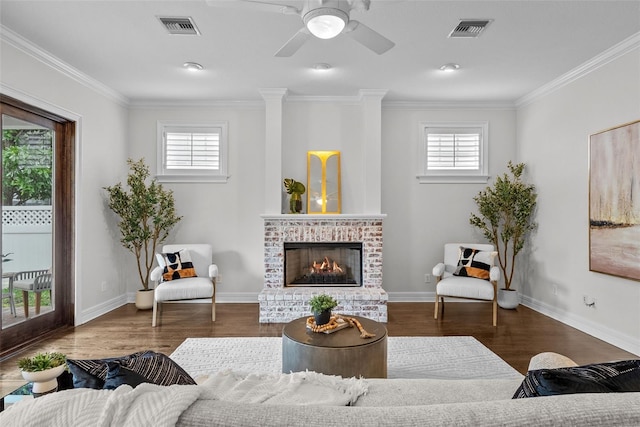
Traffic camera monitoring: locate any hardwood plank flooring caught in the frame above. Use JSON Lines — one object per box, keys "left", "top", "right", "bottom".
{"left": 1, "top": 302, "right": 637, "bottom": 397}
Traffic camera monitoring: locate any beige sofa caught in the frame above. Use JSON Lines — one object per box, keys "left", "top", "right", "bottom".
{"left": 2, "top": 353, "right": 639, "bottom": 426}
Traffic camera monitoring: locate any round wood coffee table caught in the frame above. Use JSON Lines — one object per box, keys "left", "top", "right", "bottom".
{"left": 282, "top": 315, "right": 387, "bottom": 378}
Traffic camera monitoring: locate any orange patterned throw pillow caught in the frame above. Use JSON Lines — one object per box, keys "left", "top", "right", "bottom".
{"left": 453, "top": 246, "right": 495, "bottom": 280}
{"left": 160, "top": 249, "right": 197, "bottom": 282}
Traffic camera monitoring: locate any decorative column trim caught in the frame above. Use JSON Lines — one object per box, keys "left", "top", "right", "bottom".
{"left": 259, "top": 88, "right": 288, "bottom": 214}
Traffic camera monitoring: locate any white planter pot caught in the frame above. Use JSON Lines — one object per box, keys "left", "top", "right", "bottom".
{"left": 135, "top": 289, "right": 154, "bottom": 310}
{"left": 21, "top": 364, "right": 66, "bottom": 394}
{"left": 497, "top": 288, "right": 519, "bottom": 309}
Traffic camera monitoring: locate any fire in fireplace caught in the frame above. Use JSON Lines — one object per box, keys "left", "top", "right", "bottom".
{"left": 284, "top": 242, "right": 362, "bottom": 287}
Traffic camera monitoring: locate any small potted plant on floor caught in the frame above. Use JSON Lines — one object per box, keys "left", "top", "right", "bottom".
{"left": 17, "top": 351, "right": 67, "bottom": 395}
{"left": 309, "top": 294, "right": 338, "bottom": 326}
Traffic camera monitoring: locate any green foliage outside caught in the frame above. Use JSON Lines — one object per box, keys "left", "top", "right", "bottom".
{"left": 1, "top": 288, "right": 51, "bottom": 309}
{"left": 2, "top": 129, "right": 53, "bottom": 206}
{"left": 469, "top": 161, "right": 538, "bottom": 290}
{"left": 104, "top": 158, "right": 182, "bottom": 290}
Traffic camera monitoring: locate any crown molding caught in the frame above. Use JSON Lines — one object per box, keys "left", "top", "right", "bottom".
{"left": 382, "top": 100, "right": 516, "bottom": 110}
{"left": 285, "top": 94, "right": 362, "bottom": 104}
{"left": 0, "top": 24, "right": 129, "bottom": 106}
{"left": 128, "top": 99, "right": 264, "bottom": 109}
{"left": 516, "top": 31, "right": 640, "bottom": 107}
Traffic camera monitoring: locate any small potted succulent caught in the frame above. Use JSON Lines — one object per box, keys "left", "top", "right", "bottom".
{"left": 308, "top": 294, "right": 338, "bottom": 326}
{"left": 17, "top": 351, "right": 67, "bottom": 395}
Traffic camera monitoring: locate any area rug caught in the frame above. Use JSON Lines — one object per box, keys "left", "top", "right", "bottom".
{"left": 170, "top": 336, "right": 522, "bottom": 380}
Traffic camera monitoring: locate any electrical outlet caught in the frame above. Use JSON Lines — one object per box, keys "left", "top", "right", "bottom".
{"left": 552, "top": 283, "right": 558, "bottom": 296}
{"left": 424, "top": 274, "right": 432, "bottom": 284}
{"left": 101, "top": 281, "right": 108, "bottom": 292}
{"left": 216, "top": 274, "right": 222, "bottom": 284}
{"left": 583, "top": 295, "right": 596, "bottom": 308}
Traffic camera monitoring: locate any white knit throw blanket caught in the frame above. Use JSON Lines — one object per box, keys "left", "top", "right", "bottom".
{"left": 0, "top": 383, "right": 201, "bottom": 427}
{"left": 199, "top": 369, "right": 369, "bottom": 406}
{"left": 0, "top": 371, "right": 368, "bottom": 426}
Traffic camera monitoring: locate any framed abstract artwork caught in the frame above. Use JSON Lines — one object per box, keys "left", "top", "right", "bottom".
{"left": 589, "top": 119, "right": 640, "bottom": 280}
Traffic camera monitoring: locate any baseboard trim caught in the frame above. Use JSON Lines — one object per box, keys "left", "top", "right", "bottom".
{"left": 124, "top": 291, "right": 258, "bottom": 304}
{"left": 77, "top": 294, "right": 127, "bottom": 326}
{"left": 387, "top": 291, "right": 434, "bottom": 302}
{"left": 520, "top": 295, "right": 640, "bottom": 357}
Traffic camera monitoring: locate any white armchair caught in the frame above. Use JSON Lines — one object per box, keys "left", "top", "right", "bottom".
{"left": 433, "top": 243, "right": 500, "bottom": 326}
{"left": 151, "top": 244, "right": 218, "bottom": 327}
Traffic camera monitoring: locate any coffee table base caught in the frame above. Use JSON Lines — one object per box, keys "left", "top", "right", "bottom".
{"left": 282, "top": 316, "right": 388, "bottom": 378}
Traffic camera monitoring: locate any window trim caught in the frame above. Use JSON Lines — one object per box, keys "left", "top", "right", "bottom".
{"left": 417, "top": 121, "right": 489, "bottom": 184}
{"left": 156, "top": 121, "right": 229, "bottom": 183}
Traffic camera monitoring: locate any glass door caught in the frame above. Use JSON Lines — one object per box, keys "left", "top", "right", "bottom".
{"left": 0, "top": 96, "right": 74, "bottom": 355}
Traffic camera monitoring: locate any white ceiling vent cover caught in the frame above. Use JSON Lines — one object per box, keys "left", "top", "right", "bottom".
{"left": 448, "top": 20, "right": 492, "bottom": 38}
{"left": 158, "top": 16, "right": 201, "bottom": 35}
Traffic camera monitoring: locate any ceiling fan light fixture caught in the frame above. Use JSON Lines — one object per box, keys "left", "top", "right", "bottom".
{"left": 304, "top": 8, "right": 348, "bottom": 39}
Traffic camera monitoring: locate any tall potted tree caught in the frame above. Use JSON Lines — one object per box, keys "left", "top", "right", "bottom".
{"left": 469, "top": 161, "right": 537, "bottom": 309}
{"left": 104, "top": 158, "right": 182, "bottom": 309}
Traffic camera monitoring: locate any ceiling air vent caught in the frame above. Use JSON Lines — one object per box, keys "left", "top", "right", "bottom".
{"left": 448, "top": 19, "right": 492, "bottom": 38}
{"left": 158, "top": 16, "right": 201, "bottom": 35}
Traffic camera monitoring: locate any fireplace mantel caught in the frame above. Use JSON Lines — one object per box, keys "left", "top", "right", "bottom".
{"left": 260, "top": 214, "right": 387, "bottom": 220}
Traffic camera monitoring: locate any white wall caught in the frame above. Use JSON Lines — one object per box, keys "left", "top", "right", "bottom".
{"left": 127, "top": 100, "right": 515, "bottom": 302}
{"left": 127, "top": 105, "right": 266, "bottom": 298}
{"left": 282, "top": 100, "right": 365, "bottom": 214}
{"left": 381, "top": 106, "right": 516, "bottom": 300}
{"left": 516, "top": 39, "right": 640, "bottom": 355}
{"left": 0, "top": 36, "right": 130, "bottom": 324}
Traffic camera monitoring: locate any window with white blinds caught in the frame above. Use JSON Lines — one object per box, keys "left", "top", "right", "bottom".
{"left": 157, "top": 122, "right": 228, "bottom": 183}
{"left": 426, "top": 130, "right": 480, "bottom": 170}
{"left": 165, "top": 131, "right": 220, "bottom": 170}
{"left": 417, "top": 122, "right": 489, "bottom": 184}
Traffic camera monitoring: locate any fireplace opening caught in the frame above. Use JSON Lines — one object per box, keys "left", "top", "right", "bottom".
{"left": 284, "top": 242, "right": 363, "bottom": 287}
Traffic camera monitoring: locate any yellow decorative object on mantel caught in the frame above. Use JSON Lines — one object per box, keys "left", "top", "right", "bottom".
{"left": 307, "top": 150, "right": 341, "bottom": 214}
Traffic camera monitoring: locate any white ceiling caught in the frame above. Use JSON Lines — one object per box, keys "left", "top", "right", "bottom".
{"left": 1, "top": 0, "right": 639, "bottom": 104}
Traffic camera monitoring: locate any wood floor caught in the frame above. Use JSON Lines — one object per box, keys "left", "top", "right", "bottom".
{"left": 1, "top": 302, "right": 637, "bottom": 397}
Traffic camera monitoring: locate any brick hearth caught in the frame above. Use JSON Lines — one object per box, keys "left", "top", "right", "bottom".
{"left": 259, "top": 215, "right": 387, "bottom": 323}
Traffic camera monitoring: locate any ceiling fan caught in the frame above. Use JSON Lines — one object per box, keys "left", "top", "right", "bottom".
{"left": 207, "top": 0, "right": 395, "bottom": 57}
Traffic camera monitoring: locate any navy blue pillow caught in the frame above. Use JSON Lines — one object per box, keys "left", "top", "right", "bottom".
{"left": 513, "top": 359, "right": 640, "bottom": 398}
{"left": 103, "top": 361, "right": 149, "bottom": 390}
{"left": 66, "top": 351, "right": 194, "bottom": 389}
{"left": 66, "top": 351, "right": 154, "bottom": 389}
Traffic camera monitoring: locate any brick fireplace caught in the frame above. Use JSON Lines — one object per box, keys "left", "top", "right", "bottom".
{"left": 259, "top": 214, "right": 387, "bottom": 323}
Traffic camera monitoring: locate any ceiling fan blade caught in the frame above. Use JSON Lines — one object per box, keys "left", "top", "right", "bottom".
{"left": 206, "top": 0, "right": 300, "bottom": 15}
{"left": 344, "top": 20, "right": 394, "bottom": 55}
{"left": 275, "top": 27, "right": 312, "bottom": 57}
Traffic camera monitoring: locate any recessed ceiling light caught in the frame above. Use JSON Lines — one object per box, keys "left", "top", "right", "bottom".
{"left": 183, "top": 62, "right": 204, "bottom": 71}
{"left": 439, "top": 63, "right": 460, "bottom": 72}
{"left": 312, "top": 63, "right": 332, "bottom": 71}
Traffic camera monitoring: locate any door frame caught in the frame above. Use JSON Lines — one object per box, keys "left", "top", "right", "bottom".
{"left": 0, "top": 94, "right": 75, "bottom": 357}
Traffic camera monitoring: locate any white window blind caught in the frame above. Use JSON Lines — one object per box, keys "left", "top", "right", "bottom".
{"left": 157, "top": 122, "right": 228, "bottom": 183}
{"left": 165, "top": 131, "right": 220, "bottom": 170}
{"left": 426, "top": 129, "right": 481, "bottom": 171}
{"left": 417, "top": 121, "right": 489, "bottom": 184}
